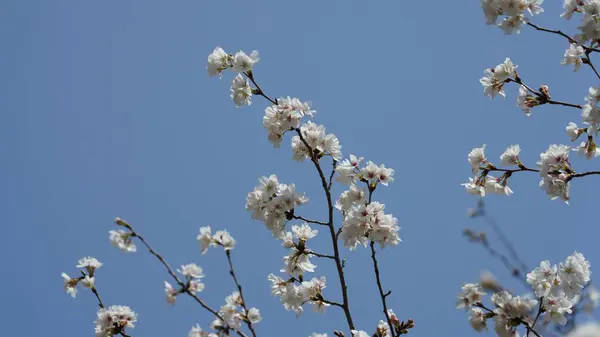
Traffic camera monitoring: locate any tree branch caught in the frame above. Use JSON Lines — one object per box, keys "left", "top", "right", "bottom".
{"left": 370, "top": 241, "right": 396, "bottom": 337}
{"left": 291, "top": 215, "right": 329, "bottom": 226}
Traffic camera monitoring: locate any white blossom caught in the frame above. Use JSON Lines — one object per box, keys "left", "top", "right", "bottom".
{"left": 246, "top": 307, "right": 262, "bottom": 323}
{"left": 468, "top": 145, "right": 487, "bottom": 173}
{"left": 207, "top": 47, "right": 230, "bottom": 77}
{"left": 336, "top": 154, "right": 364, "bottom": 185}
{"left": 567, "top": 122, "right": 584, "bottom": 142}
{"left": 517, "top": 85, "right": 537, "bottom": 115}
{"left": 94, "top": 305, "right": 137, "bottom": 337}
{"left": 231, "top": 50, "right": 259, "bottom": 73}
{"left": 62, "top": 272, "right": 78, "bottom": 298}
{"left": 574, "top": 140, "right": 600, "bottom": 159}
{"left": 77, "top": 257, "right": 102, "bottom": 274}
{"left": 543, "top": 294, "right": 573, "bottom": 325}
{"left": 498, "top": 15, "right": 525, "bottom": 35}
{"left": 562, "top": 44, "right": 585, "bottom": 71}
{"left": 480, "top": 69, "right": 506, "bottom": 99}
{"left": 500, "top": 145, "right": 521, "bottom": 166}
{"left": 291, "top": 122, "right": 342, "bottom": 161}
{"left": 109, "top": 230, "right": 136, "bottom": 253}
{"left": 178, "top": 263, "right": 205, "bottom": 279}
{"left": 469, "top": 307, "right": 488, "bottom": 332}
{"left": 298, "top": 277, "right": 329, "bottom": 313}
{"left": 526, "top": 260, "right": 558, "bottom": 298}
{"left": 456, "top": 283, "right": 486, "bottom": 309}
{"left": 230, "top": 74, "right": 252, "bottom": 107}
{"left": 336, "top": 183, "right": 366, "bottom": 211}
{"left": 197, "top": 226, "right": 213, "bottom": 254}
{"left": 165, "top": 281, "right": 177, "bottom": 304}
{"left": 559, "top": 252, "right": 591, "bottom": 299}
{"left": 562, "top": 0, "right": 579, "bottom": 20}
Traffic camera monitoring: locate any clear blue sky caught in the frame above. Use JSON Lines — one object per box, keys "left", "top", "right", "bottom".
{"left": 1, "top": 1, "right": 599, "bottom": 336}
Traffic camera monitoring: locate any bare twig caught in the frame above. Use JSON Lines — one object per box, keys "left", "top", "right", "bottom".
{"left": 309, "top": 251, "right": 336, "bottom": 260}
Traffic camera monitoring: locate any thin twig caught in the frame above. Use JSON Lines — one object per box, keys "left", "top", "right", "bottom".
{"left": 527, "top": 299, "right": 544, "bottom": 337}
{"left": 308, "top": 251, "right": 336, "bottom": 260}
{"left": 526, "top": 22, "right": 600, "bottom": 53}
{"left": 328, "top": 160, "right": 338, "bottom": 191}
{"left": 244, "top": 71, "right": 277, "bottom": 105}
{"left": 91, "top": 286, "right": 105, "bottom": 309}
{"left": 370, "top": 241, "right": 396, "bottom": 337}
{"left": 226, "top": 250, "right": 257, "bottom": 337}
{"left": 291, "top": 215, "right": 329, "bottom": 226}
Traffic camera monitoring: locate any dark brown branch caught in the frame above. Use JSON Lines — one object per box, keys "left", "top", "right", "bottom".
{"left": 244, "top": 71, "right": 277, "bottom": 105}
{"left": 507, "top": 78, "right": 583, "bottom": 110}
{"left": 566, "top": 170, "right": 600, "bottom": 182}
{"left": 291, "top": 215, "right": 329, "bottom": 226}
{"left": 308, "top": 251, "right": 336, "bottom": 260}
{"left": 91, "top": 286, "right": 105, "bottom": 309}
{"left": 328, "top": 160, "right": 337, "bottom": 191}
{"left": 226, "top": 250, "right": 257, "bottom": 337}
{"left": 370, "top": 241, "right": 396, "bottom": 337}
{"left": 527, "top": 299, "right": 544, "bottom": 337}
{"left": 526, "top": 22, "right": 600, "bottom": 53}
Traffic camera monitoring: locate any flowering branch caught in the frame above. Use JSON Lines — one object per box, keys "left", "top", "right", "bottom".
{"left": 88, "top": 285, "right": 132, "bottom": 337}
{"left": 370, "top": 241, "right": 395, "bottom": 337}
{"left": 117, "top": 219, "right": 249, "bottom": 337}
{"left": 225, "top": 250, "right": 257, "bottom": 337}
{"left": 506, "top": 78, "right": 583, "bottom": 110}
{"left": 294, "top": 127, "right": 356, "bottom": 331}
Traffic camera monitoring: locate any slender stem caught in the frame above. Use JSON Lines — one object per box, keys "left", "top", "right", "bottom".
{"left": 507, "top": 78, "right": 582, "bottom": 110}
{"left": 547, "top": 99, "right": 583, "bottom": 109}
{"left": 370, "top": 241, "right": 396, "bottom": 337}
{"left": 328, "top": 160, "right": 337, "bottom": 191}
{"left": 226, "top": 250, "right": 257, "bottom": 337}
{"left": 528, "top": 299, "right": 544, "bottom": 337}
{"left": 320, "top": 298, "right": 344, "bottom": 308}
{"left": 566, "top": 170, "right": 600, "bottom": 182}
{"left": 91, "top": 286, "right": 105, "bottom": 308}
{"left": 291, "top": 215, "right": 329, "bottom": 226}
{"left": 245, "top": 71, "right": 277, "bottom": 105}
{"left": 585, "top": 55, "right": 600, "bottom": 81}
{"left": 526, "top": 22, "right": 600, "bottom": 53}
{"left": 309, "top": 251, "right": 336, "bottom": 260}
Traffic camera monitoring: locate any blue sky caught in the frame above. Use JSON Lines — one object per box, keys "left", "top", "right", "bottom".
{"left": 2, "top": 0, "right": 599, "bottom": 336}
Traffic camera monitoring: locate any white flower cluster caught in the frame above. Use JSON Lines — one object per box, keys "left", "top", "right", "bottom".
{"left": 462, "top": 145, "right": 516, "bottom": 197}
{"left": 537, "top": 144, "right": 573, "bottom": 203}
{"left": 94, "top": 305, "right": 137, "bottom": 337}
{"left": 480, "top": 58, "right": 517, "bottom": 100}
{"left": 457, "top": 252, "right": 591, "bottom": 336}
{"left": 268, "top": 274, "right": 329, "bottom": 316}
{"left": 197, "top": 226, "right": 236, "bottom": 254}
{"left": 61, "top": 256, "right": 102, "bottom": 298}
{"left": 281, "top": 223, "right": 319, "bottom": 277}
{"left": 263, "top": 96, "right": 316, "bottom": 147}
{"left": 562, "top": 0, "right": 600, "bottom": 44}
{"left": 215, "top": 291, "right": 262, "bottom": 330}
{"left": 207, "top": 47, "right": 259, "bottom": 107}
{"left": 526, "top": 252, "right": 591, "bottom": 325}
{"left": 341, "top": 202, "right": 401, "bottom": 250}
{"left": 567, "top": 88, "right": 600, "bottom": 160}
{"left": 335, "top": 154, "right": 400, "bottom": 250}
{"left": 164, "top": 263, "right": 205, "bottom": 303}
{"left": 246, "top": 174, "right": 309, "bottom": 238}
{"left": 337, "top": 154, "right": 395, "bottom": 186}
{"left": 481, "top": 0, "right": 544, "bottom": 35}
{"left": 188, "top": 324, "right": 217, "bottom": 337}
{"left": 291, "top": 121, "right": 342, "bottom": 161}
{"left": 109, "top": 229, "right": 136, "bottom": 253}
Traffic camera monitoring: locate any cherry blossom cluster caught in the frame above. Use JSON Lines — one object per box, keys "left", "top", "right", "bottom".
{"left": 281, "top": 223, "right": 319, "bottom": 277}
{"left": 246, "top": 174, "right": 309, "bottom": 238}
{"left": 334, "top": 155, "right": 400, "bottom": 249}
{"left": 214, "top": 291, "right": 262, "bottom": 330}
{"left": 457, "top": 252, "right": 591, "bottom": 336}
{"left": 207, "top": 47, "right": 259, "bottom": 107}
{"left": 95, "top": 305, "right": 138, "bottom": 337}
{"left": 61, "top": 256, "right": 102, "bottom": 297}
{"left": 480, "top": 0, "right": 544, "bottom": 35}
{"left": 164, "top": 263, "right": 205, "bottom": 304}
{"left": 562, "top": 0, "right": 600, "bottom": 42}
{"left": 264, "top": 96, "right": 316, "bottom": 147}
{"left": 268, "top": 274, "right": 329, "bottom": 315}
{"left": 291, "top": 121, "right": 342, "bottom": 161}
{"left": 197, "top": 226, "right": 236, "bottom": 254}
